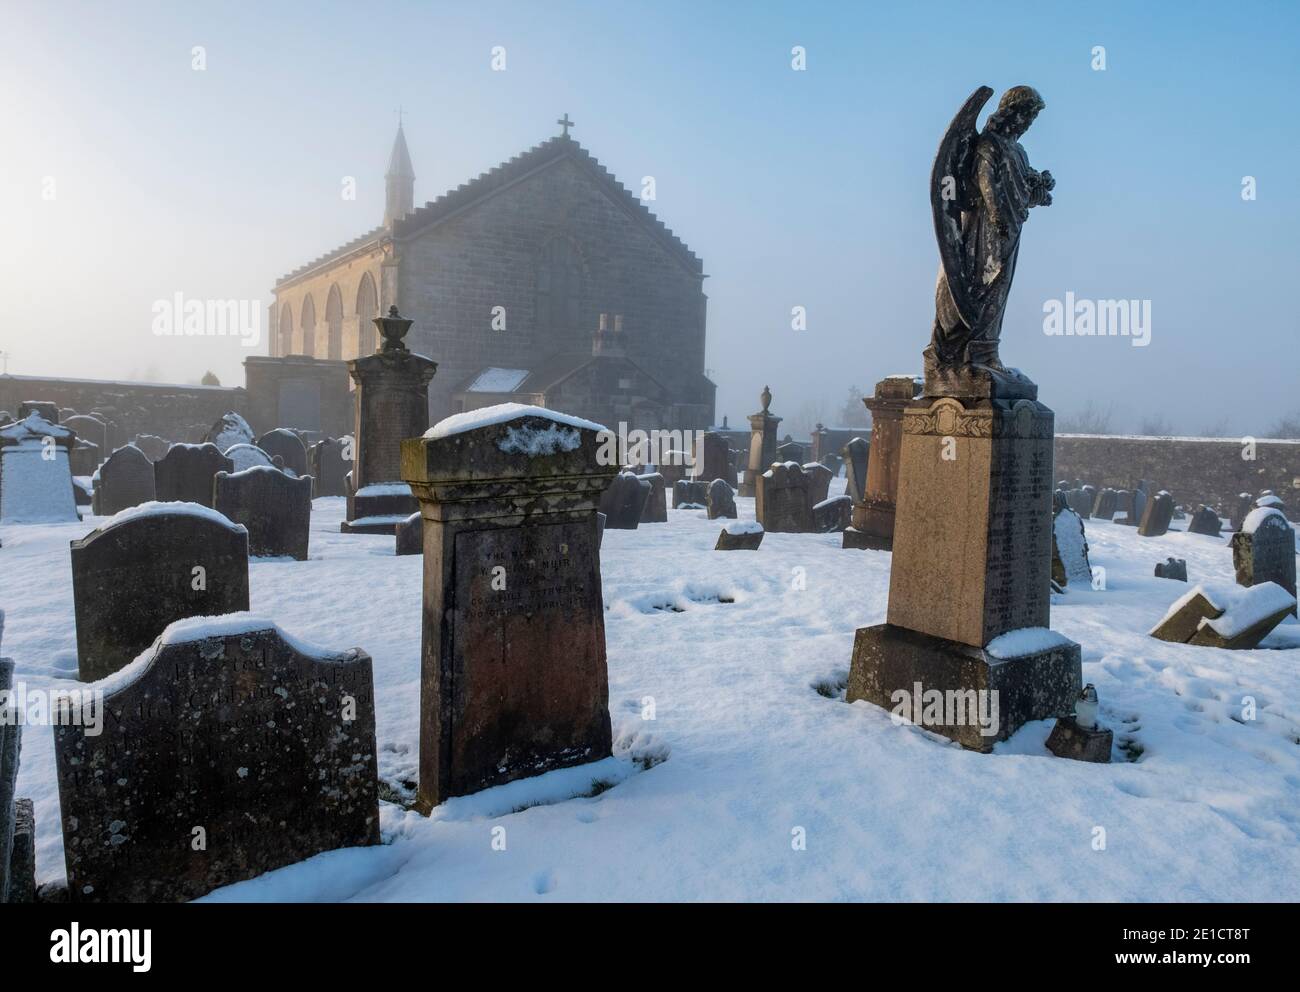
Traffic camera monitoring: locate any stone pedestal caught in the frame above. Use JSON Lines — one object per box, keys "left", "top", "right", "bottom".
{"left": 739, "top": 386, "right": 780, "bottom": 498}
{"left": 847, "top": 389, "right": 1082, "bottom": 749}
{"left": 845, "top": 375, "right": 920, "bottom": 551}
{"left": 343, "top": 307, "right": 437, "bottom": 534}
{"left": 1045, "top": 717, "right": 1113, "bottom": 763}
{"left": 401, "top": 408, "right": 617, "bottom": 810}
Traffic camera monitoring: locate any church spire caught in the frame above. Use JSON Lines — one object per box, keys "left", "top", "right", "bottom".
{"left": 384, "top": 121, "right": 415, "bottom": 227}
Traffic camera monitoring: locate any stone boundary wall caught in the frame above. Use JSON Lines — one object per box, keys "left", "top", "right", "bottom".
{"left": 0, "top": 374, "right": 245, "bottom": 442}
{"left": 1054, "top": 433, "right": 1300, "bottom": 514}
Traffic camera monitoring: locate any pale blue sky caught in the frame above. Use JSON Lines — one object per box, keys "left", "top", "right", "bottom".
{"left": 1, "top": 0, "right": 1297, "bottom": 433}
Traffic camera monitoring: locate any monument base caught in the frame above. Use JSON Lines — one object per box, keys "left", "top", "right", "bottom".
{"left": 1045, "top": 717, "right": 1113, "bottom": 763}
{"left": 342, "top": 489, "right": 419, "bottom": 535}
{"left": 846, "top": 623, "right": 1081, "bottom": 752}
{"left": 842, "top": 527, "right": 892, "bottom": 551}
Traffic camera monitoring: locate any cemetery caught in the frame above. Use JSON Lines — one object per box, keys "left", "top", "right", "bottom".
{"left": 2, "top": 5, "right": 1298, "bottom": 922}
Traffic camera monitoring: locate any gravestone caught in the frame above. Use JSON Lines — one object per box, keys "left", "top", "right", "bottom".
{"left": 638, "top": 472, "right": 667, "bottom": 523}
{"left": 1187, "top": 505, "right": 1222, "bottom": 537}
{"left": 214, "top": 466, "right": 312, "bottom": 560}
{"left": 776, "top": 441, "right": 805, "bottom": 465}
{"left": 133, "top": 434, "right": 171, "bottom": 462}
{"left": 395, "top": 511, "right": 422, "bottom": 555}
{"left": 1155, "top": 557, "right": 1188, "bottom": 581}
{"left": 401, "top": 406, "right": 617, "bottom": 808}
{"left": 706, "top": 479, "right": 737, "bottom": 520}
{"left": 1051, "top": 506, "right": 1092, "bottom": 590}
{"left": 739, "top": 386, "right": 781, "bottom": 497}
{"left": 696, "top": 432, "right": 732, "bottom": 485}
{"left": 17, "top": 400, "right": 59, "bottom": 423}
{"left": 1230, "top": 492, "right": 1255, "bottom": 531}
{"left": 344, "top": 307, "right": 437, "bottom": 534}
{"left": 715, "top": 521, "right": 764, "bottom": 550}
{"left": 6, "top": 799, "right": 35, "bottom": 903}
{"left": 91, "top": 444, "right": 155, "bottom": 516}
{"left": 842, "top": 436, "right": 870, "bottom": 505}
{"left": 814, "top": 495, "right": 853, "bottom": 532}
{"left": 0, "top": 413, "right": 79, "bottom": 523}
{"left": 804, "top": 463, "right": 833, "bottom": 508}
{"left": 756, "top": 462, "right": 814, "bottom": 533}
{"left": 1231, "top": 508, "right": 1297, "bottom": 615}
{"left": 1112, "top": 489, "right": 1134, "bottom": 524}
{"left": 256, "top": 428, "right": 309, "bottom": 477}
{"left": 203, "top": 411, "right": 254, "bottom": 452}
{"left": 1137, "top": 490, "right": 1175, "bottom": 537}
{"left": 1, "top": 642, "right": 23, "bottom": 903}
{"left": 1120, "top": 485, "right": 1148, "bottom": 527}
{"left": 64, "top": 414, "right": 107, "bottom": 455}
{"left": 1091, "top": 488, "right": 1118, "bottom": 520}
{"left": 224, "top": 443, "right": 274, "bottom": 473}
{"left": 153, "top": 442, "right": 233, "bottom": 508}
{"left": 1151, "top": 582, "right": 1294, "bottom": 648}
{"left": 673, "top": 479, "right": 710, "bottom": 508}
{"left": 71, "top": 503, "right": 251, "bottom": 680}
{"left": 600, "top": 471, "right": 648, "bottom": 529}
{"left": 69, "top": 439, "right": 101, "bottom": 477}
{"left": 73, "top": 477, "right": 93, "bottom": 507}
{"left": 1066, "top": 488, "right": 1092, "bottom": 520}
{"left": 821, "top": 453, "right": 844, "bottom": 477}
{"left": 54, "top": 618, "right": 379, "bottom": 902}
{"left": 846, "top": 375, "right": 920, "bottom": 551}
{"left": 310, "top": 437, "right": 351, "bottom": 497}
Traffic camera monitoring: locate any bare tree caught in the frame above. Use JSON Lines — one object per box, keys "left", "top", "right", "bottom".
{"left": 1265, "top": 411, "right": 1300, "bottom": 439}
{"left": 1055, "top": 400, "right": 1116, "bottom": 434}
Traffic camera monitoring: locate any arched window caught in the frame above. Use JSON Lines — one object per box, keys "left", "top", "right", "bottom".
{"left": 535, "top": 237, "right": 585, "bottom": 337}
{"left": 278, "top": 302, "right": 293, "bottom": 357}
{"left": 355, "top": 272, "right": 378, "bottom": 356}
{"left": 301, "top": 295, "right": 317, "bottom": 357}
{"left": 325, "top": 284, "right": 343, "bottom": 360}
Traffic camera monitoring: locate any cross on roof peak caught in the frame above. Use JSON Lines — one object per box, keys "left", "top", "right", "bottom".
{"left": 557, "top": 113, "right": 575, "bottom": 137}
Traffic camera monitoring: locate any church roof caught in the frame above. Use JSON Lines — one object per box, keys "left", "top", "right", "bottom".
{"left": 277, "top": 133, "right": 702, "bottom": 287}
{"left": 452, "top": 351, "right": 671, "bottom": 398}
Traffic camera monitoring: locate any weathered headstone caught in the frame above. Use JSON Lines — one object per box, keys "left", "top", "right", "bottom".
{"left": 1112, "top": 489, "right": 1135, "bottom": 524}
{"left": 739, "top": 386, "right": 781, "bottom": 498}
{"left": 1150, "top": 581, "right": 1294, "bottom": 648}
{"left": 1231, "top": 508, "right": 1297, "bottom": 615}
{"left": 395, "top": 510, "right": 422, "bottom": 555}
{"left": 1, "top": 642, "right": 25, "bottom": 903}
{"left": 706, "top": 479, "right": 737, "bottom": 520}
{"left": 803, "top": 462, "right": 833, "bottom": 508}
{"left": 673, "top": 479, "right": 710, "bottom": 508}
{"left": 696, "top": 432, "right": 732, "bottom": 485}
{"left": 1230, "top": 492, "right": 1255, "bottom": 531}
{"left": 600, "top": 471, "right": 648, "bottom": 529}
{"left": 54, "top": 617, "right": 380, "bottom": 902}
{"left": 17, "top": 400, "right": 59, "bottom": 423}
{"left": 132, "top": 434, "right": 172, "bottom": 462}
{"left": 0, "top": 413, "right": 79, "bottom": 523}
{"left": 821, "top": 453, "right": 844, "bottom": 477}
{"left": 1091, "top": 487, "right": 1118, "bottom": 520}
{"left": 1051, "top": 505, "right": 1092, "bottom": 590}
{"left": 214, "top": 466, "right": 312, "bottom": 560}
{"left": 401, "top": 406, "right": 616, "bottom": 808}
{"left": 1187, "top": 505, "right": 1222, "bottom": 536}
{"left": 153, "top": 442, "right": 233, "bottom": 508}
{"left": 69, "top": 438, "right": 101, "bottom": 477}
{"left": 92, "top": 444, "right": 156, "bottom": 516}
{"left": 64, "top": 414, "right": 107, "bottom": 455}
{"left": 638, "top": 472, "right": 667, "bottom": 523}
{"left": 814, "top": 494, "right": 852, "bottom": 533}
{"left": 1066, "top": 488, "right": 1092, "bottom": 520}
{"left": 224, "top": 443, "right": 274, "bottom": 473}
{"left": 1137, "top": 490, "right": 1175, "bottom": 536}
{"left": 844, "top": 375, "right": 920, "bottom": 551}
{"left": 1154, "top": 557, "right": 1188, "bottom": 581}
{"left": 756, "top": 462, "right": 814, "bottom": 533}
{"left": 256, "top": 428, "right": 309, "bottom": 477}
{"left": 204, "top": 411, "right": 254, "bottom": 452}
{"left": 71, "top": 503, "right": 251, "bottom": 680}
{"left": 776, "top": 440, "right": 805, "bottom": 465}
{"left": 6, "top": 798, "right": 35, "bottom": 903}
{"left": 310, "top": 437, "right": 351, "bottom": 497}
{"left": 344, "top": 307, "right": 436, "bottom": 534}
{"left": 715, "top": 520, "right": 764, "bottom": 550}
{"left": 842, "top": 436, "right": 870, "bottom": 501}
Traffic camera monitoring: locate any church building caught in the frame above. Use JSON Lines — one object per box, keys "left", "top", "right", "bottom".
{"left": 269, "top": 118, "right": 715, "bottom": 431}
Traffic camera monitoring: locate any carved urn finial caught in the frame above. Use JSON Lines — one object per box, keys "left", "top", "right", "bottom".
{"left": 760, "top": 385, "right": 772, "bottom": 413}
{"left": 373, "top": 305, "right": 414, "bottom": 353}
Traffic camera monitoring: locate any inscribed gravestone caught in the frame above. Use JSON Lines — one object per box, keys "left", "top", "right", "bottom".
{"left": 1137, "top": 490, "right": 1175, "bottom": 537}
{"left": 70, "top": 504, "right": 250, "bottom": 681}
{"left": 1, "top": 650, "right": 21, "bottom": 903}
{"left": 256, "top": 428, "right": 309, "bottom": 477}
{"left": 311, "top": 437, "right": 350, "bottom": 497}
{"left": 843, "top": 437, "right": 870, "bottom": 505}
{"left": 1091, "top": 488, "right": 1118, "bottom": 520}
{"left": 0, "top": 413, "right": 78, "bottom": 523}
{"left": 204, "top": 411, "right": 254, "bottom": 452}
{"left": 697, "top": 432, "right": 731, "bottom": 484}
{"left": 64, "top": 415, "right": 107, "bottom": 456}
{"left": 54, "top": 618, "right": 379, "bottom": 902}
{"left": 638, "top": 472, "right": 667, "bottom": 523}
{"left": 599, "top": 471, "right": 647, "bottom": 529}
{"left": 224, "top": 443, "right": 274, "bottom": 473}
{"left": 814, "top": 495, "right": 852, "bottom": 533}
{"left": 1231, "top": 507, "right": 1297, "bottom": 615}
{"left": 1187, "top": 505, "right": 1222, "bottom": 536}
{"left": 673, "top": 479, "right": 709, "bottom": 508}
{"left": 214, "top": 466, "right": 312, "bottom": 560}
{"left": 804, "top": 463, "right": 833, "bottom": 508}
{"left": 1051, "top": 506, "right": 1092, "bottom": 589}
{"left": 92, "top": 444, "right": 155, "bottom": 516}
{"left": 756, "top": 462, "right": 814, "bottom": 533}
{"left": 153, "top": 443, "right": 233, "bottom": 508}
{"left": 401, "top": 407, "right": 616, "bottom": 808}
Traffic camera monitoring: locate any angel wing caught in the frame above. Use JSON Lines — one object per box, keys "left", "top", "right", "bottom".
{"left": 930, "top": 85, "right": 993, "bottom": 330}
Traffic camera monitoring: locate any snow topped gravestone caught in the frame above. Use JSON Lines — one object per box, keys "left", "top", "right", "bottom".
{"left": 402, "top": 404, "right": 616, "bottom": 808}
{"left": 255, "top": 428, "right": 308, "bottom": 477}
{"left": 0, "top": 413, "right": 79, "bottom": 523}
{"left": 600, "top": 471, "right": 649, "bottom": 529}
{"left": 153, "top": 442, "right": 233, "bottom": 508}
{"left": 1051, "top": 505, "right": 1092, "bottom": 590}
{"left": 70, "top": 502, "right": 250, "bottom": 680}
{"left": 91, "top": 444, "right": 155, "bottom": 516}
{"left": 716, "top": 520, "right": 764, "bottom": 550}
{"left": 756, "top": 462, "right": 814, "bottom": 533}
{"left": 1231, "top": 507, "right": 1297, "bottom": 615}
{"left": 53, "top": 615, "right": 379, "bottom": 902}
{"left": 706, "top": 478, "right": 737, "bottom": 520}
{"left": 214, "top": 465, "right": 312, "bottom": 560}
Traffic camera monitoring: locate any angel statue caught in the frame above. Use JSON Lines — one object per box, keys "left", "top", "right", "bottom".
{"left": 925, "top": 85, "right": 1054, "bottom": 395}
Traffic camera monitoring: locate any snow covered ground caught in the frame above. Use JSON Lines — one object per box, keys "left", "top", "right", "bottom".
{"left": 2, "top": 483, "right": 1298, "bottom": 902}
